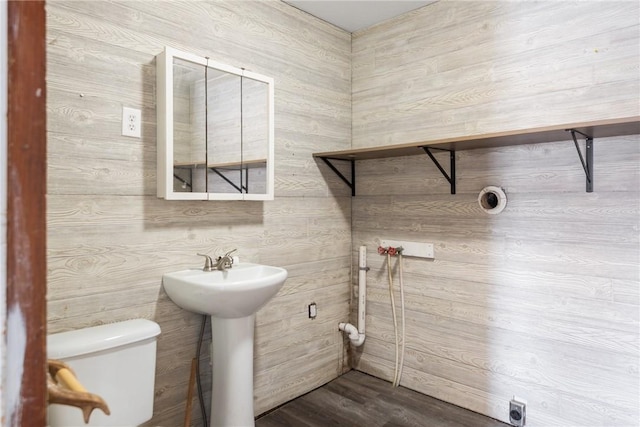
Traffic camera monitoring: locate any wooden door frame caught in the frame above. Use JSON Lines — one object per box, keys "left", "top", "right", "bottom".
{"left": 6, "top": 0, "right": 47, "bottom": 425}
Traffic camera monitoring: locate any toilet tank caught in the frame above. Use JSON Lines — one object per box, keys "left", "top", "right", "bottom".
{"left": 47, "top": 319, "right": 161, "bottom": 426}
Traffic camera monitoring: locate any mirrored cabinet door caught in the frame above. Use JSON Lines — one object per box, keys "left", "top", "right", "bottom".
{"left": 241, "top": 74, "right": 274, "bottom": 199}
{"left": 157, "top": 46, "right": 274, "bottom": 201}
{"left": 173, "top": 56, "right": 208, "bottom": 196}
{"left": 206, "top": 67, "right": 243, "bottom": 196}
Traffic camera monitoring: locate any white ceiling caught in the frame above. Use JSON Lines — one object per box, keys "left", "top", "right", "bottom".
{"left": 284, "top": 0, "right": 435, "bottom": 32}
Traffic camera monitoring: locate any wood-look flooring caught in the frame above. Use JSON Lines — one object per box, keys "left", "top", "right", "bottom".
{"left": 256, "top": 370, "right": 509, "bottom": 427}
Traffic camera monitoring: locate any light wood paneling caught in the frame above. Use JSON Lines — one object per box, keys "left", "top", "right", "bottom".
{"left": 352, "top": 1, "right": 640, "bottom": 147}
{"left": 352, "top": 140, "right": 640, "bottom": 425}
{"left": 46, "top": 1, "right": 351, "bottom": 425}
{"left": 351, "top": 2, "right": 639, "bottom": 426}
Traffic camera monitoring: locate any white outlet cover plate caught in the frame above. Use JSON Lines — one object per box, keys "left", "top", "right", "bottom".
{"left": 380, "top": 239, "right": 434, "bottom": 259}
{"left": 122, "top": 106, "right": 141, "bottom": 138}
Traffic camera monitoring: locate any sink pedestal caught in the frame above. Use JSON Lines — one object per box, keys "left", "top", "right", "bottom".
{"left": 162, "top": 262, "right": 288, "bottom": 427}
{"left": 210, "top": 314, "right": 256, "bottom": 427}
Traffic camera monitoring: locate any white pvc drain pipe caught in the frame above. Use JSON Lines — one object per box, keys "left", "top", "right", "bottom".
{"left": 339, "top": 245, "right": 367, "bottom": 347}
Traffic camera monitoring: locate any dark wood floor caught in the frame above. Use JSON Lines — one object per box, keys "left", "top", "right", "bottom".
{"left": 256, "top": 371, "right": 509, "bottom": 427}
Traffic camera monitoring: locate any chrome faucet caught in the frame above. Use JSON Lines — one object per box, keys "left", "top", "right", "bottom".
{"left": 214, "top": 249, "right": 237, "bottom": 271}
{"left": 198, "top": 250, "right": 237, "bottom": 271}
{"left": 197, "top": 253, "right": 215, "bottom": 271}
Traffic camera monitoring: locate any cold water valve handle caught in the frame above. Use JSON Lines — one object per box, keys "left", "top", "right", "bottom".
{"left": 214, "top": 249, "right": 237, "bottom": 271}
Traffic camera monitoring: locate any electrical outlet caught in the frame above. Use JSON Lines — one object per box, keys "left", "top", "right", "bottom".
{"left": 308, "top": 302, "right": 317, "bottom": 319}
{"left": 509, "top": 398, "right": 526, "bottom": 426}
{"left": 122, "top": 107, "right": 141, "bottom": 138}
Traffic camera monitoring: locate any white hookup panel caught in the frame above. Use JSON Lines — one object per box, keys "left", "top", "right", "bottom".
{"left": 380, "top": 239, "right": 434, "bottom": 259}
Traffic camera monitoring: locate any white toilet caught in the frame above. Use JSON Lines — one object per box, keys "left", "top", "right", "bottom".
{"left": 47, "top": 319, "right": 161, "bottom": 426}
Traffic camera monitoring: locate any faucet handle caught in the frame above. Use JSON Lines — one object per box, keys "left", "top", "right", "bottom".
{"left": 223, "top": 249, "right": 237, "bottom": 266}
{"left": 197, "top": 253, "right": 214, "bottom": 271}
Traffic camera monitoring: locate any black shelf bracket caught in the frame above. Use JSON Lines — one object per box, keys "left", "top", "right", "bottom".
{"left": 567, "top": 129, "right": 593, "bottom": 192}
{"left": 320, "top": 157, "right": 355, "bottom": 196}
{"left": 173, "top": 173, "right": 192, "bottom": 190}
{"left": 209, "top": 167, "right": 248, "bottom": 193}
{"left": 421, "top": 147, "right": 456, "bottom": 194}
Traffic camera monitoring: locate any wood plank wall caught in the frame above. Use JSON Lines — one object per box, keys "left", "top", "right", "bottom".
{"left": 45, "top": 1, "right": 352, "bottom": 425}
{"left": 351, "top": 1, "right": 639, "bottom": 426}
{"left": 352, "top": 1, "right": 640, "bottom": 147}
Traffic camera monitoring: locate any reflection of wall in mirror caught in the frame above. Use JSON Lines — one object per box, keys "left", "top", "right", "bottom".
{"left": 240, "top": 78, "right": 269, "bottom": 163}
{"left": 186, "top": 71, "right": 269, "bottom": 194}
{"left": 189, "top": 78, "right": 210, "bottom": 164}
{"left": 188, "top": 73, "right": 269, "bottom": 166}
{"left": 173, "top": 59, "right": 205, "bottom": 165}
{"left": 204, "top": 72, "right": 242, "bottom": 165}
{"left": 201, "top": 167, "right": 267, "bottom": 195}
{"left": 175, "top": 159, "right": 266, "bottom": 195}
{"left": 210, "top": 77, "right": 269, "bottom": 195}
{"left": 173, "top": 88, "right": 192, "bottom": 164}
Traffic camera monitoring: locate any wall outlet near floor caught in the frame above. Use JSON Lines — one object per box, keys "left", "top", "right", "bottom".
{"left": 379, "top": 239, "right": 434, "bottom": 259}
{"left": 308, "top": 302, "right": 317, "bottom": 319}
{"left": 509, "top": 398, "right": 526, "bottom": 426}
{"left": 122, "top": 106, "right": 141, "bottom": 138}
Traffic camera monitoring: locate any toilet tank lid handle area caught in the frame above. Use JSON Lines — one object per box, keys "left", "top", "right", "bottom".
{"left": 47, "top": 319, "right": 161, "bottom": 360}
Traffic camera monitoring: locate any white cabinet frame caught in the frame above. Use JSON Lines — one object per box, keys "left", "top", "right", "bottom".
{"left": 157, "top": 46, "right": 274, "bottom": 201}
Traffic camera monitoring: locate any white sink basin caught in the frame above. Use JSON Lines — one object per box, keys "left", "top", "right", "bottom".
{"left": 162, "top": 262, "right": 287, "bottom": 318}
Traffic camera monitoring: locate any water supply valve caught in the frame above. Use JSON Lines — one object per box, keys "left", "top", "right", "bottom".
{"left": 378, "top": 245, "right": 403, "bottom": 256}
{"left": 379, "top": 239, "right": 434, "bottom": 259}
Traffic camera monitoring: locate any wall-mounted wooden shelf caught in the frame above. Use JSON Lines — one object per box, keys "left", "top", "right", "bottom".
{"left": 313, "top": 116, "right": 640, "bottom": 195}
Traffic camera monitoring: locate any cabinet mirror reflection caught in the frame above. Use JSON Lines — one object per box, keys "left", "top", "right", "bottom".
{"left": 157, "top": 47, "right": 274, "bottom": 201}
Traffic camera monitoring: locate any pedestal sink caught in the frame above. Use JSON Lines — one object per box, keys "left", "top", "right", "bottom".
{"left": 163, "top": 262, "right": 287, "bottom": 427}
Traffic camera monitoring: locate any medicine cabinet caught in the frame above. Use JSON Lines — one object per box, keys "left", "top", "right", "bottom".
{"left": 156, "top": 47, "right": 274, "bottom": 200}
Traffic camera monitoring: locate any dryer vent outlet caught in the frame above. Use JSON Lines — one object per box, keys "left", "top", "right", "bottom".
{"left": 509, "top": 399, "right": 526, "bottom": 426}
